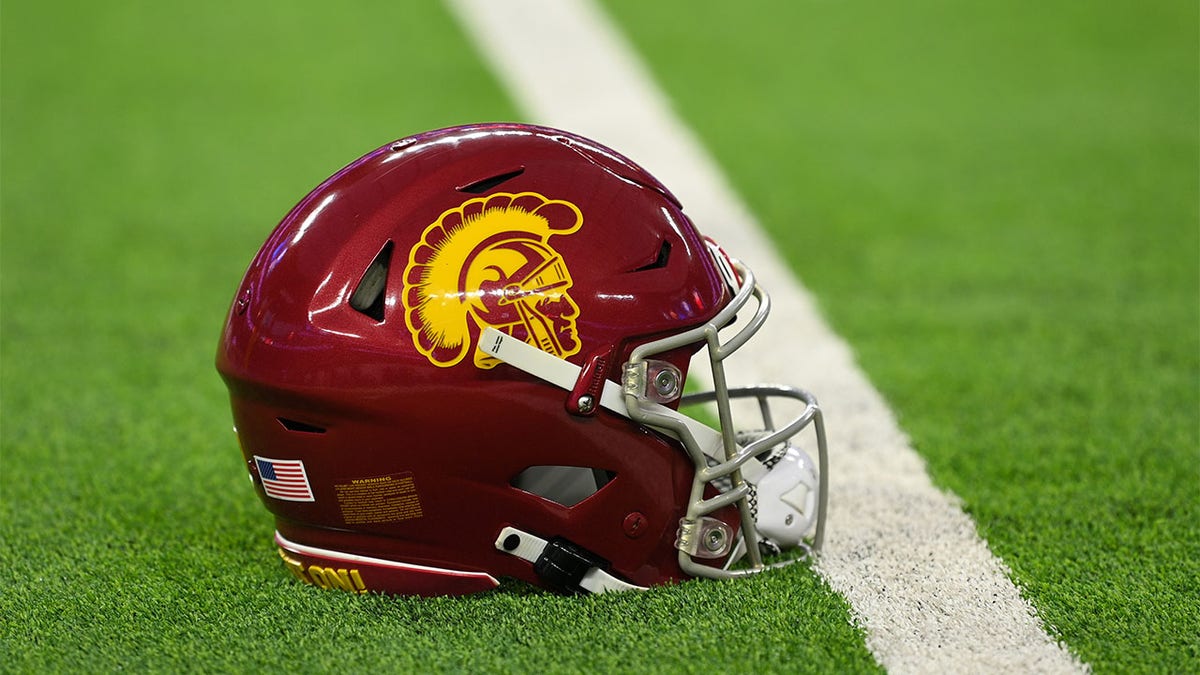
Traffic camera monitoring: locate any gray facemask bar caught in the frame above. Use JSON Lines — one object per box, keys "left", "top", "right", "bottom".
{"left": 622, "top": 261, "right": 828, "bottom": 579}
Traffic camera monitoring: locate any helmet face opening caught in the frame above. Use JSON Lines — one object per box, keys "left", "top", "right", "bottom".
{"left": 217, "top": 123, "right": 827, "bottom": 596}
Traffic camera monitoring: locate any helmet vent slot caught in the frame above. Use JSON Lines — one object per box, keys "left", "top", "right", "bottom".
{"left": 349, "top": 241, "right": 393, "bottom": 321}
{"left": 457, "top": 167, "right": 525, "bottom": 194}
{"left": 631, "top": 239, "right": 672, "bottom": 272}
{"left": 277, "top": 417, "right": 326, "bottom": 434}
{"left": 511, "top": 466, "right": 615, "bottom": 508}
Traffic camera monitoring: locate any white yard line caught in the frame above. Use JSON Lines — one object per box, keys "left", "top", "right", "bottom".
{"left": 445, "top": 1, "right": 1088, "bottom": 672}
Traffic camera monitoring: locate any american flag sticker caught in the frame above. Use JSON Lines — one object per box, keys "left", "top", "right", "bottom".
{"left": 254, "top": 456, "right": 315, "bottom": 502}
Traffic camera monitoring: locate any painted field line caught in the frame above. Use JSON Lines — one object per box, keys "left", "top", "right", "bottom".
{"left": 446, "top": 1, "right": 1087, "bottom": 672}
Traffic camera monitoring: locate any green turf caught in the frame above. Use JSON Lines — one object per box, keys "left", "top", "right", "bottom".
{"left": 0, "top": 1, "right": 877, "bottom": 672}
{"left": 603, "top": 0, "right": 1199, "bottom": 671}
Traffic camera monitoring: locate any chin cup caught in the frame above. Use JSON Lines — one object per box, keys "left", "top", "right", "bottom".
{"left": 753, "top": 445, "right": 819, "bottom": 548}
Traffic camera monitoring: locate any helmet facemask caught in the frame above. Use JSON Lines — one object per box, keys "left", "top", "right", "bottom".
{"left": 621, "top": 250, "right": 828, "bottom": 579}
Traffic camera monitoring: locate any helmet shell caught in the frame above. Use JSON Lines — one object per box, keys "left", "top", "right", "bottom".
{"left": 217, "top": 124, "right": 734, "bottom": 592}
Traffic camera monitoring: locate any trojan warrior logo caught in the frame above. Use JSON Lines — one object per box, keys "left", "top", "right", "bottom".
{"left": 403, "top": 192, "right": 583, "bottom": 369}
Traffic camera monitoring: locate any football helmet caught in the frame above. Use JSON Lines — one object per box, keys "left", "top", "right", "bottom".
{"left": 216, "top": 123, "right": 827, "bottom": 596}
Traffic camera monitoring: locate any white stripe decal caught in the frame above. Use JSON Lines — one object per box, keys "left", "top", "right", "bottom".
{"left": 445, "top": 1, "right": 1087, "bottom": 672}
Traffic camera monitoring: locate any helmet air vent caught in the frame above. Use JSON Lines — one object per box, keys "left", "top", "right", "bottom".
{"left": 276, "top": 417, "right": 326, "bottom": 434}
{"left": 511, "top": 466, "right": 615, "bottom": 508}
{"left": 348, "top": 241, "right": 393, "bottom": 322}
{"left": 457, "top": 167, "right": 525, "bottom": 194}
{"left": 631, "top": 239, "right": 672, "bottom": 272}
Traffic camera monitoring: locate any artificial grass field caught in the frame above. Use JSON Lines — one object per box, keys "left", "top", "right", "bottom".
{"left": 2, "top": 0, "right": 1196, "bottom": 673}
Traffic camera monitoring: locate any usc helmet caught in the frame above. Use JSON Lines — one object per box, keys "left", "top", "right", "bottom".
{"left": 216, "top": 123, "right": 827, "bottom": 596}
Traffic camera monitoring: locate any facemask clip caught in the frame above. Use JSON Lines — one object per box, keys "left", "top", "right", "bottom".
{"left": 675, "top": 517, "right": 733, "bottom": 559}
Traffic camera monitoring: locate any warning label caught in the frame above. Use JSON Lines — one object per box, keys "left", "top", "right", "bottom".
{"left": 334, "top": 472, "right": 424, "bottom": 525}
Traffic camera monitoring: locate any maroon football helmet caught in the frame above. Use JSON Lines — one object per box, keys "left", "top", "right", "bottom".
{"left": 216, "top": 123, "right": 827, "bottom": 596}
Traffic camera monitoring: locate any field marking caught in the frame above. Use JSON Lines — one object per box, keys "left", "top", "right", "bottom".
{"left": 446, "top": 1, "right": 1088, "bottom": 672}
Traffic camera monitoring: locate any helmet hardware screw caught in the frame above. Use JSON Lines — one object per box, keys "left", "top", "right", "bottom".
{"left": 704, "top": 528, "right": 726, "bottom": 552}
{"left": 623, "top": 512, "right": 648, "bottom": 538}
{"left": 653, "top": 370, "right": 679, "bottom": 398}
{"left": 576, "top": 395, "right": 595, "bottom": 414}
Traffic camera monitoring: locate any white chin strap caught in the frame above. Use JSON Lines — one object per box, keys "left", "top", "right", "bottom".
{"left": 479, "top": 327, "right": 769, "bottom": 475}
{"left": 494, "top": 526, "right": 647, "bottom": 594}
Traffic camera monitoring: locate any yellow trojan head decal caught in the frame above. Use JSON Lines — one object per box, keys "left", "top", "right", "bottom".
{"left": 403, "top": 192, "right": 583, "bottom": 369}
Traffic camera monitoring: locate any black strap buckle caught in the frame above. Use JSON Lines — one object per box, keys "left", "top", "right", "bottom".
{"left": 533, "top": 537, "right": 608, "bottom": 594}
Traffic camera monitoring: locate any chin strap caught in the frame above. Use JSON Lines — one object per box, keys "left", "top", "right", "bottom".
{"left": 494, "top": 526, "right": 647, "bottom": 594}
{"left": 479, "top": 327, "right": 769, "bottom": 479}
{"left": 481, "top": 327, "right": 628, "bottom": 414}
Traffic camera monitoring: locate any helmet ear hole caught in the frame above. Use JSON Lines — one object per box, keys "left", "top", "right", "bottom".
{"left": 349, "top": 241, "right": 393, "bottom": 321}
{"left": 511, "top": 466, "right": 615, "bottom": 507}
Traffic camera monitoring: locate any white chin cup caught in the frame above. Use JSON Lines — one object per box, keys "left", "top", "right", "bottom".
{"left": 753, "top": 445, "right": 819, "bottom": 548}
